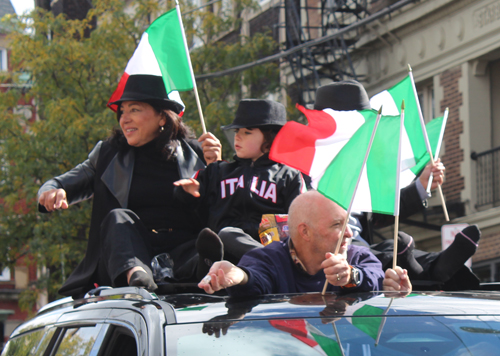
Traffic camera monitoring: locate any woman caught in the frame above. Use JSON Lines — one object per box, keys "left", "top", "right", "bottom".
{"left": 38, "top": 75, "right": 221, "bottom": 298}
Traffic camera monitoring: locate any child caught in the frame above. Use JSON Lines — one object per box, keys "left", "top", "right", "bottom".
{"left": 174, "top": 99, "right": 306, "bottom": 278}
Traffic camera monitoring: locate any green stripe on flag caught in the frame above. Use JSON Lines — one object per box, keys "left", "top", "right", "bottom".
{"left": 387, "top": 76, "right": 427, "bottom": 163}
{"left": 318, "top": 110, "right": 401, "bottom": 215}
{"left": 410, "top": 116, "right": 444, "bottom": 175}
{"left": 366, "top": 115, "right": 401, "bottom": 214}
{"left": 146, "top": 8, "right": 194, "bottom": 93}
{"left": 351, "top": 305, "right": 385, "bottom": 340}
{"left": 310, "top": 333, "right": 343, "bottom": 356}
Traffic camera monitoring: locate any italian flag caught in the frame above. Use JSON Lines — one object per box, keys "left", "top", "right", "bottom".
{"left": 270, "top": 76, "right": 444, "bottom": 214}
{"left": 319, "top": 113, "right": 442, "bottom": 215}
{"left": 269, "top": 319, "right": 343, "bottom": 355}
{"left": 108, "top": 7, "right": 194, "bottom": 113}
{"left": 269, "top": 104, "right": 366, "bottom": 184}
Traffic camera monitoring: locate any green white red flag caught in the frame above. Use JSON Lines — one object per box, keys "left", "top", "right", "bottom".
{"left": 270, "top": 76, "right": 445, "bottom": 214}
{"left": 369, "top": 75, "right": 432, "bottom": 184}
{"left": 269, "top": 104, "right": 366, "bottom": 184}
{"left": 319, "top": 113, "right": 442, "bottom": 215}
{"left": 269, "top": 319, "right": 343, "bottom": 356}
{"left": 108, "top": 7, "right": 194, "bottom": 113}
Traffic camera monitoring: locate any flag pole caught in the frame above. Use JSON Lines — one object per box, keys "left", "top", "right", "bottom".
{"left": 175, "top": 0, "right": 207, "bottom": 134}
{"left": 332, "top": 322, "right": 346, "bottom": 356}
{"left": 322, "top": 107, "right": 383, "bottom": 295}
{"left": 375, "top": 297, "right": 394, "bottom": 346}
{"left": 408, "top": 64, "right": 449, "bottom": 221}
{"left": 426, "top": 107, "right": 449, "bottom": 193}
{"left": 393, "top": 101, "right": 404, "bottom": 270}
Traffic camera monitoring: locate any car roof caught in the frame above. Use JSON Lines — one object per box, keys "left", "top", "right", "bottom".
{"left": 161, "top": 290, "right": 500, "bottom": 324}
{"left": 13, "top": 287, "right": 500, "bottom": 336}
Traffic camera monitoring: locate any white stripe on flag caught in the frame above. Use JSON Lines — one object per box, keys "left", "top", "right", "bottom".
{"left": 310, "top": 109, "right": 366, "bottom": 184}
{"left": 352, "top": 164, "right": 372, "bottom": 212}
{"left": 400, "top": 169, "right": 417, "bottom": 188}
{"left": 370, "top": 90, "right": 399, "bottom": 115}
{"left": 400, "top": 129, "right": 416, "bottom": 171}
{"left": 125, "top": 33, "right": 162, "bottom": 76}
{"left": 167, "top": 90, "right": 185, "bottom": 108}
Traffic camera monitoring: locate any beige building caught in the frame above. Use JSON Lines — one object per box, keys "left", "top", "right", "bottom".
{"left": 223, "top": 0, "right": 500, "bottom": 282}
{"left": 345, "top": 0, "right": 500, "bottom": 282}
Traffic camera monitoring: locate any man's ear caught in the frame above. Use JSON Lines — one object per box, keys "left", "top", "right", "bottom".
{"left": 298, "top": 222, "right": 311, "bottom": 242}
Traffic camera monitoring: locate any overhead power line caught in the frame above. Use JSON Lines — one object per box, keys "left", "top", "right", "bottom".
{"left": 194, "top": 0, "right": 416, "bottom": 81}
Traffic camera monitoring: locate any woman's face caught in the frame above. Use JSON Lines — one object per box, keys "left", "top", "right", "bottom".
{"left": 119, "top": 101, "right": 166, "bottom": 147}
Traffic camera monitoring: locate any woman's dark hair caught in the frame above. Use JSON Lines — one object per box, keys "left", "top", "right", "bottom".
{"left": 259, "top": 125, "right": 282, "bottom": 153}
{"left": 110, "top": 100, "right": 195, "bottom": 160}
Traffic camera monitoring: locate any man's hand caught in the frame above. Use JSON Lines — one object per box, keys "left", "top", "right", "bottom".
{"left": 173, "top": 178, "right": 201, "bottom": 197}
{"left": 321, "top": 252, "right": 351, "bottom": 287}
{"left": 202, "top": 313, "right": 246, "bottom": 338}
{"left": 383, "top": 266, "right": 412, "bottom": 297}
{"left": 38, "top": 189, "right": 69, "bottom": 212}
{"left": 198, "top": 261, "right": 248, "bottom": 294}
{"left": 419, "top": 158, "right": 445, "bottom": 190}
{"left": 199, "top": 132, "right": 222, "bottom": 165}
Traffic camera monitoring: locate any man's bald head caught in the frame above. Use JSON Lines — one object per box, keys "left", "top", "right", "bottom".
{"left": 287, "top": 191, "right": 353, "bottom": 272}
{"left": 288, "top": 191, "right": 337, "bottom": 240}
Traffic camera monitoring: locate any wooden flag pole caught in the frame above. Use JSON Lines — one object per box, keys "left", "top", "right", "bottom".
{"left": 375, "top": 298, "right": 394, "bottom": 346}
{"left": 321, "top": 107, "right": 383, "bottom": 295}
{"left": 408, "top": 64, "right": 449, "bottom": 221}
{"left": 332, "top": 322, "right": 346, "bottom": 356}
{"left": 175, "top": 0, "right": 207, "bottom": 134}
{"left": 426, "top": 108, "right": 449, "bottom": 193}
{"left": 392, "top": 217, "right": 400, "bottom": 270}
{"left": 393, "top": 101, "right": 404, "bottom": 270}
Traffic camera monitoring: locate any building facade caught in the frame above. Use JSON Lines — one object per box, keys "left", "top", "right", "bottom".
{"left": 225, "top": 0, "right": 500, "bottom": 282}
{"left": 346, "top": 0, "right": 500, "bottom": 282}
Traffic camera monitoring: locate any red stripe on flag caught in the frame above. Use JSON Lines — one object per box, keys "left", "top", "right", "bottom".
{"left": 269, "top": 319, "right": 319, "bottom": 348}
{"left": 107, "top": 72, "right": 130, "bottom": 112}
{"left": 269, "top": 104, "right": 337, "bottom": 176}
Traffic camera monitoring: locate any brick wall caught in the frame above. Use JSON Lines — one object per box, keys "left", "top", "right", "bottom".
{"left": 473, "top": 230, "right": 500, "bottom": 263}
{"left": 249, "top": 6, "right": 280, "bottom": 41}
{"left": 439, "top": 66, "right": 465, "bottom": 203}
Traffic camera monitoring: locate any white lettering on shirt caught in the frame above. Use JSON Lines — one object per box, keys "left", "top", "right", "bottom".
{"left": 220, "top": 175, "right": 277, "bottom": 203}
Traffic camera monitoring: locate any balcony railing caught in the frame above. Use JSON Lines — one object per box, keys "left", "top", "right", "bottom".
{"left": 471, "top": 146, "right": 500, "bottom": 208}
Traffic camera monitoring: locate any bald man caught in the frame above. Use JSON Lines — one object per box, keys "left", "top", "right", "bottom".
{"left": 199, "top": 191, "right": 411, "bottom": 296}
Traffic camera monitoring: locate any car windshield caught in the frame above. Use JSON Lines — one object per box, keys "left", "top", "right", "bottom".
{"left": 166, "top": 314, "right": 500, "bottom": 355}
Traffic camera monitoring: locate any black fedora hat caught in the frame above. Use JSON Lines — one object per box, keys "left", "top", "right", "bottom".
{"left": 314, "top": 80, "right": 371, "bottom": 111}
{"left": 222, "top": 99, "right": 287, "bottom": 130}
{"left": 109, "top": 74, "right": 184, "bottom": 114}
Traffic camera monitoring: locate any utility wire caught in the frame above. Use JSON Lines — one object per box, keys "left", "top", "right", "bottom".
{"left": 194, "top": 0, "right": 416, "bottom": 81}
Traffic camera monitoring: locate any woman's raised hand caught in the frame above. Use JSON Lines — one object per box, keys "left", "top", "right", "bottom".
{"left": 38, "top": 189, "right": 69, "bottom": 212}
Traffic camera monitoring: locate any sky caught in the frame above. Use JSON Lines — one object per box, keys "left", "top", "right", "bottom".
{"left": 10, "top": 0, "right": 34, "bottom": 15}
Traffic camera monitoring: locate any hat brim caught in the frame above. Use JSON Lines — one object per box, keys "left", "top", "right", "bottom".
{"left": 110, "top": 96, "right": 184, "bottom": 115}
{"left": 221, "top": 123, "right": 284, "bottom": 130}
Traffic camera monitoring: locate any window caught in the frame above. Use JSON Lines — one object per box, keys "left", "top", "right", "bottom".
{"left": 1, "top": 328, "right": 46, "bottom": 356}
{"left": 472, "top": 257, "right": 500, "bottom": 282}
{"left": 0, "top": 48, "right": 7, "bottom": 71}
{"left": 0, "top": 268, "right": 10, "bottom": 282}
{"left": 53, "top": 325, "right": 105, "bottom": 356}
{"left": 417, "top": 80, "right": 434, "bottom": 122}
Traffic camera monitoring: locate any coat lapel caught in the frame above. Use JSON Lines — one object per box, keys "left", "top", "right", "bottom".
{"left": 101, "top": 140, "right": 204, "bottom": 208}
{"left": 177, "top": 139, "right": 206, "bottom": 178}
{"left": 101, "top": 149, "right": 134, "bottom": 208}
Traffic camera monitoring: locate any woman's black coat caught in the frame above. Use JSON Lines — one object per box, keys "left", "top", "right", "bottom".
{"left": 38, "top": 139, "right": 205, "bottom": 298}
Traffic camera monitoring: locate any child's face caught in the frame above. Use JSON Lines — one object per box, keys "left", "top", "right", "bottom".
{"left": 234, "top": 128, "right": 265, "bottom": 161}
